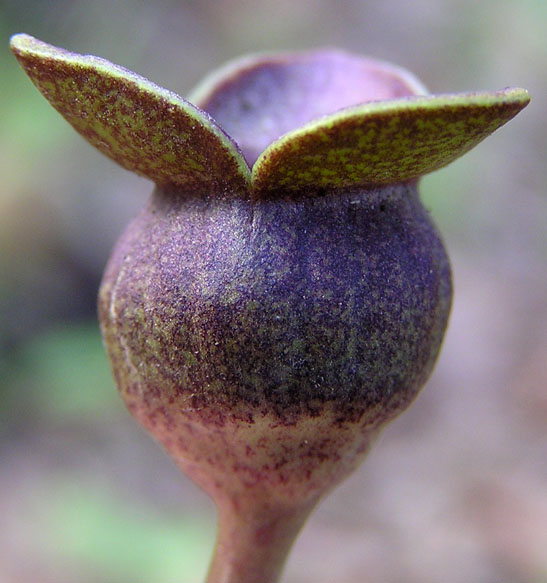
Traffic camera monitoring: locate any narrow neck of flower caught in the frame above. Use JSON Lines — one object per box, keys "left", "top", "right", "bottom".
{"left": 206, "top": 495, "right": 318, "bottom": 583}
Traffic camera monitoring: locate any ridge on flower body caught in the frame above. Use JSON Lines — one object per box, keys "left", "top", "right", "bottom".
{"left": 10, "top": 34, "right": 530, "bottom": 583}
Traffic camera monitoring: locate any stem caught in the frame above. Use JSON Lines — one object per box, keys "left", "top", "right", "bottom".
{"left": 206, "top": 496, "right": 317, "bottom": 583}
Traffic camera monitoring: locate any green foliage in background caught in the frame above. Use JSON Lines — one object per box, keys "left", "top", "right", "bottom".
{"left": 2, "top": 324, "right": 117, "bottom": 422}
{"left": 44, "top": 483, "right": 212, "bottom": 582}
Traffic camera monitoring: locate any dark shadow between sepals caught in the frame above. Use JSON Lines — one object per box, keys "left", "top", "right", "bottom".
{"left": 9, "top": 33, "right": 251, "bottom": 197}
{"left": 251, "top": 88, "right": 530, "bottom": 199}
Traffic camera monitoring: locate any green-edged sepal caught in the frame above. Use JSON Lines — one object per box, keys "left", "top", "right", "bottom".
{"left": 10, "top": 34, "right": 251, "bottom": 195}
{"left": 252, "top": 88, "right": 530, "bottom": 198}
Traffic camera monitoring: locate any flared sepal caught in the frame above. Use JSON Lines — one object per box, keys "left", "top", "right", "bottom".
{"left": 10, "top": 34, "right": 251, "bottom": 195}
{"left": 252, "top": 88, "right": 530, "bottom": 197}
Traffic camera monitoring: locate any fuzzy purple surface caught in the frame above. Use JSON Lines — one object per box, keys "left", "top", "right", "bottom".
{"left": 100, "top": 182, "right": 451, "bottom": 424}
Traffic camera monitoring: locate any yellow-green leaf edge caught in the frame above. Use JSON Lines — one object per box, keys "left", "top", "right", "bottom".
{"left": 252, "top": 88, "right": 530, "bottom": 197}
{"left": 10, "top": 33, "right": 251, "bottom": 195}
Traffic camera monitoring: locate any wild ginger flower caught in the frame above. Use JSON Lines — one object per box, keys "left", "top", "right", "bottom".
{"left": 11, "top": 33, "right": 529, "bottom": 583}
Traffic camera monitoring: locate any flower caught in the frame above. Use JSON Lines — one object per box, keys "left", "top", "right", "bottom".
{"left": 10, "top": 34, "right": 530, "bottom": 583}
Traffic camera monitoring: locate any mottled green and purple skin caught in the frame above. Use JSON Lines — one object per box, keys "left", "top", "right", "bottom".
{"left": 11, "top": 34, "right": 529, "bottom": 583}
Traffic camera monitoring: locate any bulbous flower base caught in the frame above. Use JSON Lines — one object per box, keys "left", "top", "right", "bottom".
{"left": 99, "top": 183, "right": 451, "bottom": 582}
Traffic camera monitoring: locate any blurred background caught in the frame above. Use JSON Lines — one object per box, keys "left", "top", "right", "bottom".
{"left": 1, "top": 1, "right": 545, "bottom": 581}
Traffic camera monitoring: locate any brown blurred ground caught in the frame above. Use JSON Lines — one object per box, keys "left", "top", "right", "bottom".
{"left": 1, "top": 1, "right": 545, "bottom": 581}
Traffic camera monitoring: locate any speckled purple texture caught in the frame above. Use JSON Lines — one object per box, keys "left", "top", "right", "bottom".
{"left": 99, "top": 183, "right": 451, "bottom": 425}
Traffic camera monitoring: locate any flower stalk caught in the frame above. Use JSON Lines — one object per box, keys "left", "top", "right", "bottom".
{"left": 207, "top": 497, "right": 316, "bottom": 583}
